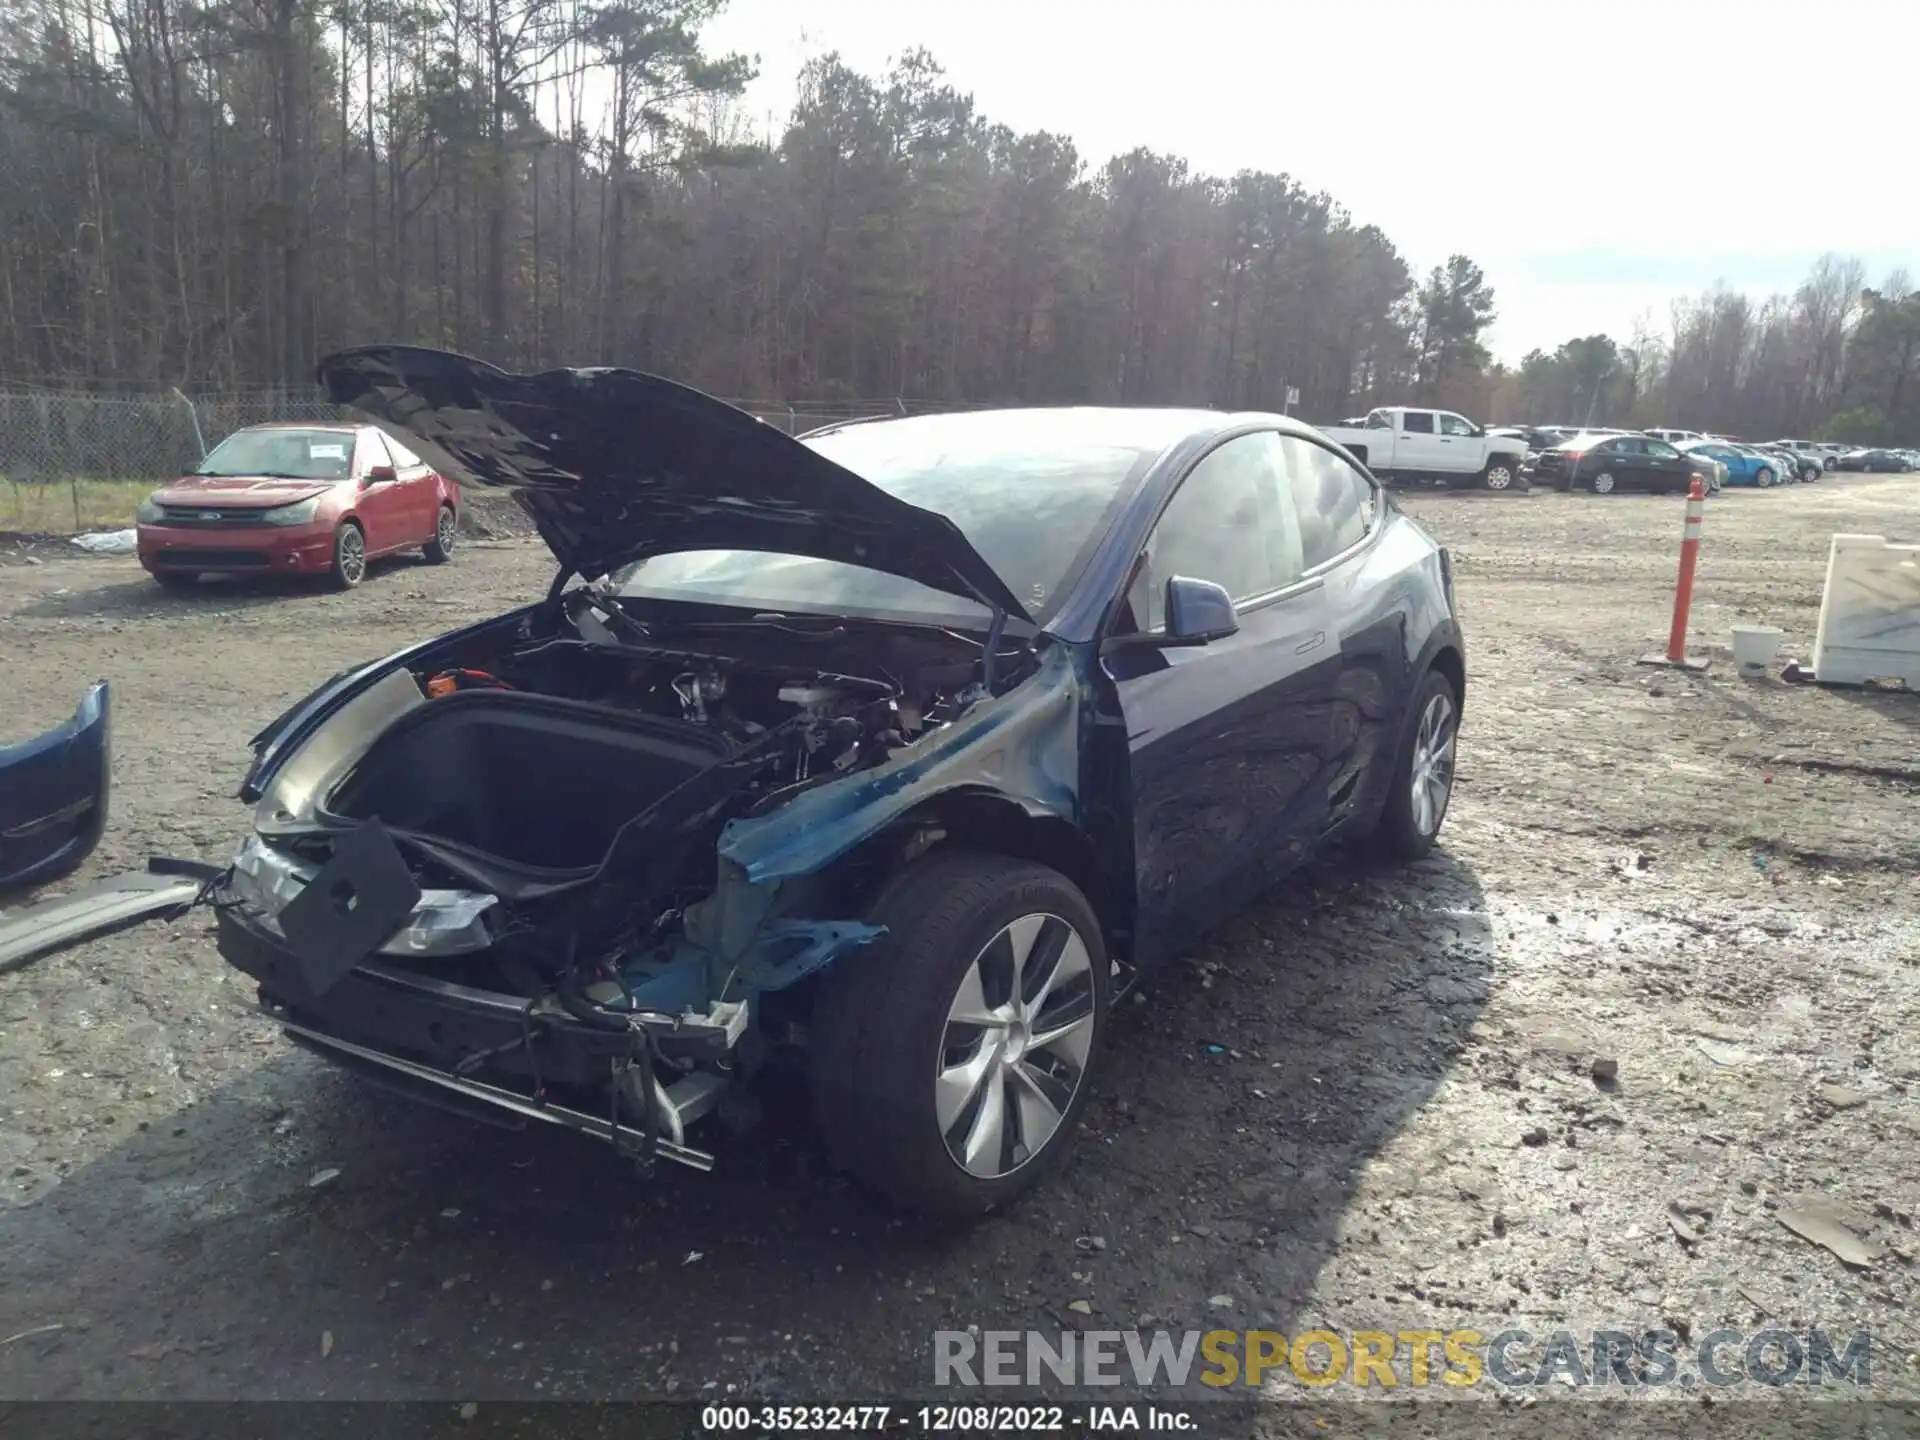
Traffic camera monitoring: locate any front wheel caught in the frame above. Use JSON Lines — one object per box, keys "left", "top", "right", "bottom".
{"left": 1375, "top": 668, "right": 1459, "bottom": 860}
{"left": 1755, "top": 467, "right": 1776, "bottom": 488}
{"left": 1481, "top": 458, "right": 1517, "bottom": 491}
{"left": 810, "top": 851, "right": 1108, "bottom": 1220}
{"left": 328, "top": 521, "right": 366, "bottom": 590}
{"left": 1591, "top": 470, "right": 1617, "bottom": 494}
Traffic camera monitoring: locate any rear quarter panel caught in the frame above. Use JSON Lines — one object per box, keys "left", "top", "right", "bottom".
{"left": 1326, "top": 510, "right": 1461, "bottom": 832}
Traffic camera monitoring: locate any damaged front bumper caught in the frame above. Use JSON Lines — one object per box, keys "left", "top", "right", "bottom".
{"left": 269, "top": 1011, "right": 718, "bottom": 1172}
{"left": 227, "top": 833, "right": 498, "bottom": 958}
{"left": 219, "top": 900, "right": 738, "bottom": 1168}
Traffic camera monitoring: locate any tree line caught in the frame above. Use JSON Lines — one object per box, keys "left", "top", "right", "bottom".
{"left": 1493, "top": 257, "right": 1920, "bottom": 445}
{"left": 1, "top": 0, "right": 1913, "bottom": 445}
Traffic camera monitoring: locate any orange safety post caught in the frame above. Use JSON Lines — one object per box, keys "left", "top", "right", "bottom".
{"left": 1663, "top": 475, "right": 1707, "bottom": 662}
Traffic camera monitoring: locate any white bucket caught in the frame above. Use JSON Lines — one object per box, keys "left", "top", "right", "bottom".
{"left": 1731, "top": 625, "right": 1784, "bottom": 670}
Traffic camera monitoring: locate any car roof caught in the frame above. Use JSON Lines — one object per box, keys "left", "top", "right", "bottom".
{"left": 800, "top": 405, "right": 1321, "bottom": 455}
{"left": 231, "top": 421, "right": 359, "bottom": 433}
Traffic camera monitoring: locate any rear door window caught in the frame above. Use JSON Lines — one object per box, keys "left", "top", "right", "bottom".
{"left": 1278, "top": 436, "right": 1373, "bottom": 570}
{"left": 384, "top": 435, "right": 425, "bottom": 468}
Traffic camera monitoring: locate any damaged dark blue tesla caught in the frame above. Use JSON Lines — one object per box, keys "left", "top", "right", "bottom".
{"left": 212, "top": 345, "right": 1465, "bottom": 1218}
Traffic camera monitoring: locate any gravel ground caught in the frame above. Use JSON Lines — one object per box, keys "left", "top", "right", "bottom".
{"left": 1, "top": 475, "right": 1917, "bottom": 1428}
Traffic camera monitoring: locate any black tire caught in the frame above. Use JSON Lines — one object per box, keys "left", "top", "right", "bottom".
{"left": 1755, "top": 467, "right": 1776, "bottom": 488}
{"left": 1374, "top": 667, "right": 1460, "bottom": 861}
{"left": 152, "top": 570, "right": 197, "bottom": 592}
{"left": 1590, "top": 470, "right": 1618, "bottom": 495}
{"left": 809, "top": 850, "right": 1109, "bottom": 1220}
{"left": 1481, "top": 457, "right": 1518, "bottom": 492}
{"left": 423, "top": 503, "right": 456, "bottom": 564}
{"left": 328, "top": 521, "right": 366, "bottom": 590}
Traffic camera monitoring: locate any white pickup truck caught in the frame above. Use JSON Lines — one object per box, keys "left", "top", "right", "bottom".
{"left": 1315, "top": 406, "right": 1530, "bottom": 490}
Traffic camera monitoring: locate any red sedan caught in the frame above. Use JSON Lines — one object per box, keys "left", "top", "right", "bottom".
{"left": 136, "top": 423, "right": 462, "bottom": 591}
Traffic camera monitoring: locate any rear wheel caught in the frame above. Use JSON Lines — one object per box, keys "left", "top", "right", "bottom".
{"left": 1591, "top": 470, "right": 1617, "bottom": 494}
{"left": 423, "top": 504, "right": 456, "bottom": 564}
{"left": 810, "top": 851, "right": 1107, "bottom": 1220}
{"left": 1481, "top": 458, "right": 1517, "bottom": 491}
{"left": 1374, "top": 668, "right": 1460, "bottom": 861}
{"left": 328, "top": 521, "right": 366, "bottom": 590}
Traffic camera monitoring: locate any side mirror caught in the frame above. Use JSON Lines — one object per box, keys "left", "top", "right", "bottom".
{"left": 363, "top": 464, "right": 397, "bottom": 487}
{"left": 1163, "top": 575, "right": 1239, "bottom": 645}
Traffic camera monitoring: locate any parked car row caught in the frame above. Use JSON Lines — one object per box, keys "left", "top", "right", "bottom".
{"left": 1478, "top": 422, "right": 1901, "bottom": 495}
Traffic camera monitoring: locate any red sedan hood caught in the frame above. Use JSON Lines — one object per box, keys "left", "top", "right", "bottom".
{"left": 155, "top": 475, "right": 336, "bottom": 508}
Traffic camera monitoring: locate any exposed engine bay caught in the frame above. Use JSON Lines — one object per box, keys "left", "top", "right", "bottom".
{"left": 220, "top": 585, "right": 1041, "bottom": 1169}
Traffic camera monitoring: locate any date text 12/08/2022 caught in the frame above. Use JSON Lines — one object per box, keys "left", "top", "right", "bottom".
{"left": 698, "top": 1413, "right": 1190, "bottom": 1436}
{"left": 699, "top": 1405, "right": 1196, "bottom": 1432}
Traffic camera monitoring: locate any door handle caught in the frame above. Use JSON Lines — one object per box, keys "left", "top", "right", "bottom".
{"left": 1296, "top": 631, "right": 1326, "bottom": 655}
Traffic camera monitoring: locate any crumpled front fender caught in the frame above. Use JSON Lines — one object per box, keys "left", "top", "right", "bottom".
{"left": 678, "top": 646, "right": 1083, "bottom": 1003}
{"left": 715, "top": 645, "right": 1081, "bottom": 886}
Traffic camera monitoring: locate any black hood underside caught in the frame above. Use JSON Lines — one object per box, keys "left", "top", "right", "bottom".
{"left": 317, "top": 345, "right": 1029, "bottom": 619}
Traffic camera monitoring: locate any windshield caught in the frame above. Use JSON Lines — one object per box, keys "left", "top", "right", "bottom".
{"left": 613, "top": 419, "right": 1161, "bottom": 627}
{"left": 196, "top": 428, "right": 354, "bottom": 480}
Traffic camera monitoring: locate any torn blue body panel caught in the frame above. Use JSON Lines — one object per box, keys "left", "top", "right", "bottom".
{"left": 1, "top": 680, "right": 112, "bottom": 893}
{"left": 619, "top": 916, "right": 885, "bottom": 1009}
{"left": 715, "top": 643, "right": 1082, "bottom": 886}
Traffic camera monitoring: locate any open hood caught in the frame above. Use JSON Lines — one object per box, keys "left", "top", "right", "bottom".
{"left": 316, "top": 346, "right": 1029, "bottom": 620}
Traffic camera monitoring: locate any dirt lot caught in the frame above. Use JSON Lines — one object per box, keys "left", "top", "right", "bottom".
{"left": 1, "top": 476, "right": 1917, "bottom": 1427}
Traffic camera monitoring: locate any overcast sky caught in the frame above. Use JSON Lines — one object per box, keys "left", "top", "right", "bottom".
{"left": 700, "top": 0, "right": 1918, "bottom": 362}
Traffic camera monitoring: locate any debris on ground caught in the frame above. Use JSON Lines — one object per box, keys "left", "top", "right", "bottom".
{"left": 1814, "top": 1084, "right": 1868, "bottom": 1111}
{"left": 1776, "top": 1197, "right": 1880, "bottom": 1269}
{"left": 0, "top": 1325, "right": 65, "bottom": 1349}
{"left": 1694, "top": 1039, "right": 1750, "bottom": 1068}
{"left": 67, "top": 529, "right": 138, "bottom": 555}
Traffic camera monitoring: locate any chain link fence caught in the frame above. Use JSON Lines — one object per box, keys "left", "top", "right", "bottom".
{"left": 0, "top": 387, "right": 980, "bottom": 488}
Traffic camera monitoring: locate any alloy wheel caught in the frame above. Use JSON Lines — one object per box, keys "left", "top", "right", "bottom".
{"left": 1592, "top": 471, "right": 1616, "bottom": 494}
{"left": 1485, "top": 463, "right": 1513, "bottom": 491}
{"left": 337, "top": 526, "right": 366, "bottom": 585}
{"left": 1409, "top": 691, "right": 1457, "bottom": 838}
{"left": 436, "top": 507, "right": 456, "bottom": 555}
{"left": 936, "top": 913, "right": 1096, "bottom": 1180}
